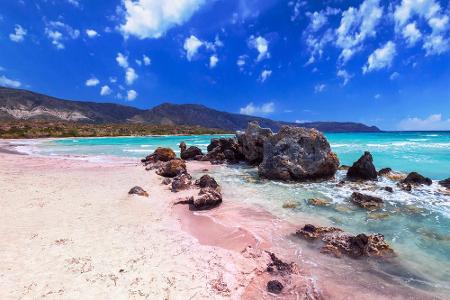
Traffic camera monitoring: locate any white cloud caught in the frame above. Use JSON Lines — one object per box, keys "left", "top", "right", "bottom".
{"left": 45, "top": 21, "right": 80, "bottom": 49}
{"left": 143, "top": 55, "right": 151, "bottom": 66}
{"left": 0, "top": 75, "right": 21, "bottom": 88}
{"left": 127, "top": 90, "right": 138, "bottom": 101}
{"left": 85, "top": 77, "right": 100, "bottom": 87}
{"left": 239, "top": 102, "right": 275, "bottom": 115}
{"left": 374, "top": 93, "right": 381, "bottom": 99}
{"left": 86, "top": 29, "right": 98, "bottom": 38}
{"left": 184, "top": 35, "right": 203, "bottom": 61}
{"left": 67, "top": 0, "right": 80, "bottom": 7}
{"left": 100, "top": 85, "right": 112, "bottom": 96}
{"left": 307, "top": 11, "right": 327, "bottom": 32}
{"left": 423, "top": 34, "right": 449, "bottom": 55}
{"left": 337, "top": 69, "right": 353, "bottom": 86}
{"left": 260, "top": 70, "right": 272, "bottom": 82}
{"left": 9, "top": 24, "right": 27, "bottom": 42}
{"left": 390, "top": 72, "right": 400, "bottom": 80}
{"left": 209, "top": 55, "right": 218, "bottom": 68}
{"left": 237, "top": 55, "right": 246, "bottom": 70}
{"left": 125, "top": 67, "right": 138, "bottom": 85}
{"left": 116, "top": 52, "right": 129, "bottom": 68}
{"left": 314, "top": 83, "right": 326, "bottom": 93}
{"left": 120, "top": 0, "right": 205, "bottom": 39}
{"left": 248, "top": 35, "right": 270, "bottom": 62}
{"left": 363, "top": 41, "right": 396, "bottom": 73}
{"left": 398, "top": 114, "right": 450, "bottom": 130}
{"left": 402, "top": 22, "right": 422, "bottom": 46}
{"left": 109, "top": 77, "right": 117, "bottom": 83}
{"left": 394, "top": 0, "right": 441, "bottom": 27}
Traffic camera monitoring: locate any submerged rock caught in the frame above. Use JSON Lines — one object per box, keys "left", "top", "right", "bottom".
{"left": 171, "top": 173, "right": 192, "bottom": 192}
{"left": 237, "top": 121, "right": 273, "bottom": 165}
{"left": 179, "top": 142, "right": 203, "bottom": 160}
{"left": 128, "top": 186, "right": 149, "bottom": 197}
{"left": 296, "top": 224, "right": 343, "bottom": 239}
{"left": 347, "top": 151, "right": 377, "bottom": 180}
{"left": 282, "top": 200, "right": 298, "bottom": 209}
{"left": 258, "top": 126, "right": 339, "bottom": 181}
{"left": 156, "top": 159, "right": 187, "bottom": 178}
{"left": 267, "top": 280, "right": 283, "bottom": 294}
{"left": 439, "top": 178, "right": 450, "bottom": 189}
{"left": 351, "top": 192, "right": 384, "bottom": 210}
{"left": 195, "top": 174, "right": 219, "bottom": 190}
{"left": 402, "top": 172, "right": 432, "bottom": 186}
{"left": 378, "top": 168, "right": 406, "bottom": 181}
{"left": 308, "top": 198, "right": 331, "bottom": 206}
{"left": 142, "top": 147, "right": 176, "bottom": 165}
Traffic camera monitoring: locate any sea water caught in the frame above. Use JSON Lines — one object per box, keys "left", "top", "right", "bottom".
{"left": 11, "top": 131, "right": 450, "bottom": 297}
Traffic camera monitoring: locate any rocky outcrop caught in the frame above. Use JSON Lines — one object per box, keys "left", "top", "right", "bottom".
{"left": 128, "top": 186, "right": 149, "bottom": 197}
{"left": 296, "top": 224, "right": 394, "bottom": 258}
{"left": 351, "top": 192, "right": 383, "bottom": 210}
{"left": 178, "top": 188, "right": 223, "bottom": 210}
{"left": 267, "top": 280, "right": 283, "bottom": 294}
{"left": 156, "top": 159, "right": 187, "bottom": 178}
{"left": 142, "top": 147, "right": 176, "bottom": 165}
{"left": 237, "top": 121, "right": 273, "bottom": 165}
{"left": 179, "top": 142, "right": 203, "bottom": 160}
{"left": 206, "top": 138, "right": 243, "bottom": 164}
{"left": 171, "top": 173, "right": 192, "bottom": 192}
{"left": 439, "top": 178, "right": 450, "bottom": 189}
{"left": 401, "top": 172, "right": 432, "bottom": 186}
{"left": 195, "top": 174, "right": 219, "bottom": 190}
{"left": 347, "top": 151, "right": 377, "bottom": 180}
{"left": 258, "top": 126, "right": 339, "bottom": 181}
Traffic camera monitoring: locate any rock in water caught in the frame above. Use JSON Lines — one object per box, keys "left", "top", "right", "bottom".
{"left": 439, "top": 178, "right": 450, "bottom": 189}
{"left": 402, "top": 172, "right": 432, "bottom": 186}
{"left": 142, "top": 147, "right": 176, "bottom": 165}
{"left": 179, "top": 142, "right": 203, "bottom": 160}
{"left": 206, "top": 138, "right": 243, "bottom": 164}
{"left": 258, "top": 126, "right": 339, "bottom": 181}
{"left": 156, "top": 159, "right": 187, "bottom": 178}
{"left": 181, "top": 188, "right": 223, "bottom": 210}
{"left": 237, "top": 121, "right": 273, "bottom": 165}
{"left": 195, "top": 174, "right": 219, "bottom": 190}
{"left": 171, "top": 173, "right": 192, "bottom": 192}
{"left": 347, "top": 151, "right": 377, "bottom": 180}
{"left": 267, "top": 280, "right": 283, "bottom": 294}
{"left": 128, "top": 186, "right": 149, "bottom": 197}
{"left": 351, "top": 192, "right": 383, "bottom": 210}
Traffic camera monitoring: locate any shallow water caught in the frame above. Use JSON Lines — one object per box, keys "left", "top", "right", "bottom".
{"left": 7, "top": 131, "right": 450, "bottom": 298}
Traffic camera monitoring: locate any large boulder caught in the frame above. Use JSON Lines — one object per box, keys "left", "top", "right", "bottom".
{"left": 347, "top": 151, "right": 377, "bottom": 180}
{"left": 351, "top": 192, "right": 383, "bottom": 210}
{"left": 401, "top": 172, "right": 432, "bottom": 186}
{"left": 237, "top": 121, "right": 273, "bottom": 165}
{"left": 171, "top": 173, "right": 192, "bottom": 192}
{"left": 142, "top": 147, "right": 176, "bottom": 165}
{"left": 156, "top": 159, "right": 187, "bottom": 178}
{"left": 195, "top": 174, "right": 219, "bottom": 190}
{"left": 258, "top": 126, "right": 339, "bottom": 181}
{"left": 206, "top": 138, "right": 243, "bottom": 164}
{"left": 179, "top": 142, "right": 203, "bottom": 160}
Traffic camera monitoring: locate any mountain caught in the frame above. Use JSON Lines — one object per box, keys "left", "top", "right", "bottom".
{"left": 0, "top": 87, "right": 380, "bottom": 132}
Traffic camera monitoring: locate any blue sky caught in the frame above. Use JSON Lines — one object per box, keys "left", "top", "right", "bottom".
{"left": 1, "top": 0, "right": 450, "bottom": 130}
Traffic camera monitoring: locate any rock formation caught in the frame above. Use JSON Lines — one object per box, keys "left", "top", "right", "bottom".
{"left": 258, "top": 125, "right": 339, "bottom": 181}
{"left": 401, "top": 172, "right": 432, "bottom": 186}
{"left": 206, "top": 138, "right": 243, "bottom": 164}
{"left": 195, "top": 174, "right": 219, "bottom": 190}
{"left": 237, "top": 121, "right": 273, "bottom": 165}
{"left": 142, "top": 147, "right": 176, "bottom": 165}
{"left": 171, "top": 173, "right": 192, "bottom": 192}
{"left": 347, "top": 151, "right": 377, "bottom": 180}
{"left": 439, "top": 178, "right": 450, "bottom": 189}
{"left": 179, "top": 142, "right": 203, "bottom": 160}
{"left": 156, "top": 159, "right": 187, "bottom": 178}
{"left": 351, "top": 192, "right": 384, "bottom": 210}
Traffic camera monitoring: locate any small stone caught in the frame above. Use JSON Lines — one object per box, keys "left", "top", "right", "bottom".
{"left": 351, "top": 192, "right": 383, "bottom": 210}
{"left": 383, "top": 186, "right": 394, "bottom": 193}
{"left": 128, "top": 186, "right": 149, "bottom": 197}
{"left": 161, "top": 178, "right": 172, "bottom": 185}
{"left": 308, "top": 198, "right": 331, "bottom": 206}
{"left": 267, "top": 280, "right": 283, "bottom": 294}
{"left": 282, "top": 201, "right": 298, "bottom": 209}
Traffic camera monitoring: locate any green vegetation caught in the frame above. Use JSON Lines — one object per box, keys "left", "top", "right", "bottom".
{"left": 0, "top": 121, "right": 232, "bottom": 139}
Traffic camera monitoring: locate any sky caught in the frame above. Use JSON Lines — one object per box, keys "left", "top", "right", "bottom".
{"left": 1, "top": 0, "right": 450, "bottom": 130}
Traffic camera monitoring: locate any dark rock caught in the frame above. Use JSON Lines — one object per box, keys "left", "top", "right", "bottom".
{"left": 195, "top": 175, "right": 219, "bottom": 190}
{"left": 156, "top": 159, "right": 187, "bottom": 178}
{"left": 347, "top": 151, "right": 377, "bottom": 180}
{"left": 161, "top": 178, "right": 172, "bottom": 185}
{"left": 258, "top": 125, "right": 339, "bottom": 181}
{"left": 338, "top": 165, "right": 350, "bottom": 171}
{"left": 296, "top": 224, "right": 343, "bottom": 239}
{"left": 171, "top": 173, "right": 192, "bottom": 192}
{"left": 267, "top": 280, "right": 283, "bottom": 294}
{"left": 383, "top": 186, "right": 394, "bottom": 193}
{"left": 176, "top": 188, "right": 223, "bottom": 210}
{"left": 378, "top": 168, "right": 392, "bottom": 176}
{"left": 128, "top": 186, "right": 149, "bottom": 197}
{"left": 142, "top": 147, "right": 176, "bottom": 165}
{"left": 207, "top": 139, "right": 220, "bottom": 152}
{"left": 351, "top": 192, "right": 383, "bottom": 210}
{"left": 266, "top": 252, "right": 294, "bottom": 275}
{"left": 439, "top": 178, "right": 450, "bottom": 189}
{"left": 237, "top": 121, "right": 273, "bottom": 165}
{"left": 206, "top": 138, "right": 243, "bottom": 164}
{"left": 179, "top": 142, "right": 203, "bottom": 160}
{"left": 399, "top": 183, "right": 412, "bottom": 192}
{"left": 402, "top": 172, "right": 432, "bottom": 186}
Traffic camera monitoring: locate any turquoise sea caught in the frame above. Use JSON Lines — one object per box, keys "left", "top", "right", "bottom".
{"left": 11, "top": 131, "right": 450, "bottom": 298}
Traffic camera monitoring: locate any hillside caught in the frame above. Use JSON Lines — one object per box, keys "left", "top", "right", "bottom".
{"left": 0, "top": 87, "right": 380, "bottom": 132}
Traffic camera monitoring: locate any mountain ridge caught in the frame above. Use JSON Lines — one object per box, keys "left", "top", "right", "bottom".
{"left": 0, "top": 86, "right": 381, "bottom": 132}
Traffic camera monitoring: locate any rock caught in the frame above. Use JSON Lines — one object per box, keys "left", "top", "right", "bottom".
{"left": 379, "top": 169, "right": 406, "bottom": 181}
{"left": 347, "top": 151, "right": 377, "bottom": 180}
{"left": 177, "top": 188, "right": 223, "bottom": 210}
{"left": 308, "top": 198, "right": 331, "bottom": 206}
{"left": 267, "top": 280, "right": 283, "bottom": 294}
{"left": 338, "top": 165, "right": 350, "bottom": 171}
{"left": 282, "top": 201, "right": 298, "bottom": 209}
{"left": 383, "top": 186, "right": 394, "bottom": 193}
{"left": 378, "top": 168, "right": 392, "bottom": 176}
{"left": 128, "top": 186, "right": 149, "bottom": 197}
{"left": 156, "top": 159, "right": 187, "bottom": 178}
{"left": 367, "top": 212, "right": 390, "bottom": 220}
{"left": 195, "top": 174, "right": 219, "bottom": 190}
{"left": 296, "top": 224, "right": 343, "bottom": 240}
{"left": 171, "top": 173, "right": 192, "bottom": 192}
{"left": 161, "top": 178, "right": 172, "bottom": 185}
{"left": 402, "top": 172, "right": 432, "bottom": 186}
{"left": 179, "top": 142, "right": 203, "bottom": 160}
{"left": 398, "top": 183, "right": 412, "bottom": 191}
{"left": 237, "top": 121, "right": 273, "bottom": 165}
{"left": 258, "top": 126, "right": 339, "bottom": 181}
{"left": 142, "top": 147, "right": 176, "bottom": 165}
{"left": 351, "top": 192, "right": 383, "bottom": 210}
{"left": 206, "top": 138, "right": 243, "bottom": 164}
{"left": 266, "top": 252, "right": 295, "bottom": 275}
{"left": 439, "top": 178, "right": 450, "bottom": 189}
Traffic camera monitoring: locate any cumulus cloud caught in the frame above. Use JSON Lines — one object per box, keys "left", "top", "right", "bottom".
{"left": 239, "top": 102, "right": 275, "bottom": 115}
{"left": 127, "top": 90, "right": 138, "bottom": 101}
{"left": 116, "top": 52, "right": 129, "bottom": 68}
{"left": 85, "top": 77, "right": 100, "bottom": 87}
{"left": 337, "top": 69, "right": 353, "bottom": 86}
{"left": 398, "top": 114, "right": 450, "bottom": 130}
{"left": 86, "top": 29, "right": 98, "bottom": 38}
{"left": 120, "top": 0, "right": 205, "bottom": 39}
{"left": 314, "top": 83, "right": 326, "bottom": 93}
{"left": 390, "top": 72, "right": 400, "bottom": 80}
{"left": 143, "top": 55, "right": 151, "bottom": 66}
{"left": 0, "top": 75, "right": 21, "bottom": 88}
{"left": 248, "top": 35, "right": 270, "bottom": 62}
{"left": 100, "top": 85, "right": 112, "bottom": 96}
{"left": 402, "top": 22, "right": 422, "bottom": 46}
{"left": 9, "top": 24, "right": 27, "bottom": 42}
{"left": 67, "top": 0, "right": 80, "bottom": 7}
{"left": 260, "top": 70, "right": 272, "bottom": 82}
{"left": 45, "top": 21, "right": 80, "bottom": 49}
{"left": 307, "top": 11, "right": 328, "bottom": 32}
{"left": 125, "top": 67, "right": 138, "bottom": 85}
{"left": 184, "top": 35, "right": 203, "bottom": 61}
{"left": 209, "top": 55, "right": 218, "bottom": 68}
{"left": 363, "top": 41, "right": 396, "bottom": 73}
